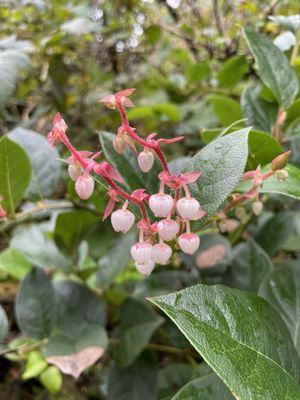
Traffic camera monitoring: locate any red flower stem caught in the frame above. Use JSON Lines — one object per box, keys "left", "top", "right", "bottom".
{"left": 116, "top": 97, "right": 171, "bottom": 175}
{"left": 60, "top": 131, "right": 88, "bottom": 168}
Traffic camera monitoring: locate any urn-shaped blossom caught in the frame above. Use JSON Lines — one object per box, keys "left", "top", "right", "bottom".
{"left": 149, "top": 194, "right": 174, "bottom": 218}
{"left": 138, "top": 150, "right": 154, "bottom": 173}
{"left": 135, "top": 259, "right": 155, "bottom": 276}
{"left": 131, "top": 242, "right": 153, "bottom": 264}
{"left": 176, "top": 197, "right": 200, "bottom": 220}
{"left": 152, "top": 243, "right": 172, "bottom": 265}
{"left": 111, "top": 209, "right": 135, "bottom": 233}
{"left": 178, "top": 233, "right": 200, "bottom": 255}
{"left": 75, "top": 175, "right": 94, "bottom": 200}
{"left": 157, "top": 219, "right": 179, "bottom": 241}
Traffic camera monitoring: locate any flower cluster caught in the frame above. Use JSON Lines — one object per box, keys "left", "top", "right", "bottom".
{"left": 47, "top": 89, "right": 206, "bottom": 276}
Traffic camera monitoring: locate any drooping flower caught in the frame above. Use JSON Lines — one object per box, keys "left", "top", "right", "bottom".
{"left": 138, "top": 149, "right": 154, "bottom": 173}
{"left": 152, "top": 243, "right": 172, "bottom": 265}
{"left": 176, "top": 197, "right": 200, "bottom": 220}
{"left": 99, "top": 88, "right": 135, "bottom": 110}
{"left": 111, "top": 209, "right": 135, "bottom": 233}
{"left": 135, "top": 259, "right": 155, "bottom": 276}
{"left": 149, "top": 193, "right": 174, "bottom": 218}
{"left": 178, "top": 233, "right": 200, "bottom": 255}
{"left": 157, "top": 219, "right": 179, "bottom": 241}
{"left": 75, "top": 175, "right": 95, "bottom": 200}
{"left": 47, "top": 113, "right": 67, "bottom": 147}
{"left": 131, "top": 242, "right": 153, "bottom": 264}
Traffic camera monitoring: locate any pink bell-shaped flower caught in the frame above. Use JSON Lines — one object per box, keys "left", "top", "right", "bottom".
{"left": 75, "top": 175, "right": 94, "bottom": 200}
{"left": 135, "top": 259, "right": 155, "bottom": 276}
{"left": 152, "top": 243, "right": 172, "bottom": 265}
{"left": 157, "top": 219, "right": 179, "bottom": 241}
{"left": 176, "top": 197, "right": 200, "bottom": 220}
{"left": 131, "top": 242, "right": 153, "bottom": 264}
{"left": 149, "top": 194, "right": 174, "bottom": 218}
{"left": 113, "top": 135, "right": 127, "bottom": 154}
{"left": 68, "top": 164, "right": 83, "bottom": 181}
{"left": 138, "top": 150, "right": 154, "bottom": 173}
{"left": 111, "top": 209, "right": 135, "bottom": 233}
{"left": 178, "top": 233, "right": 200, "bottom": 255}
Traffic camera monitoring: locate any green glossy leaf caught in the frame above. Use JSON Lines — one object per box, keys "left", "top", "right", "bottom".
{"left": 11, "top": 223, "right": 71, "bottom": 271}
{"left": 0, "top": 248, "right": 32, "bottom": 280}
{"left": 0, "top": 304, "right": 8, "bottom": 341}
{"left": 108, "top": 351, "right": 158, "bottom": 400}
{"left": 158, "top": 363, "right": 194, "bottom": 400}
{"left": 241, "top": 85, "right": 277, "bottom": 132}
{"left": 223, "top": 240, "right": 272, "bottom": 292}
{"left": 248, "top": 130, "right": 282, "bottom": 167}
{"left": 9, "top": 128, "right": 61, "bottom": 200}
{"left": 286, "top": 99, "right": 300, "bottom": 125}
{"left": 172, "top": 373, "right": 234, "bottom": 400}
{"left": 111, "top": 297, "right": 162, "bottom": 367}
{"left": 259, "top": 261, "right": 300, "bottom": 356}
{"left": 16, "top": 268, "right": 56, "bottom": 339}
{"left": 0, "top": 136, "right": 31, "bottom": 215}
{"left": 255, "top": 212, "right": 295, "bottom": 256}
{"left": 99, "top": 131, "right": 159, "bottom": 193}
{"left": 243, "top": 28, "right": 298, "bottom": 107}
{"left": 54, "top": 210, "right": 98, "bottom": 254}
{"left": 188, "top": 128, "right": 249, "bottom": 222}
{"left": 93, "top": 233, "right": 135, "bottom": 289}
{"left": 150, "top": 284, "right": 300, "bottom": 400}
{"left": 217, "top": 55, "right": 248, "bottom": 87}
{"left": 209, "top": 95, "right": 242, "bottom": 126}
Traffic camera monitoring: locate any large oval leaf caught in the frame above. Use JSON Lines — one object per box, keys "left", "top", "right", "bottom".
{"left": 259, "top": 261, "right": 300, "bottom": 356}
{"left": 9, "top": 128, "right": 61, "bottom": 200}
{"left": 188, "top": 128, "right": 249, "bottom": 221}
{"left": 0, "top": 136, "right": 31, "bottom": 215}
{"left": 243, "top": 28, "right": 298, "bottom": 108}
{"left": 16, "top": 268, "right": 56, "bottom": 339}
{"left": 150, "top": 284, "right": 300, "bottom": 400}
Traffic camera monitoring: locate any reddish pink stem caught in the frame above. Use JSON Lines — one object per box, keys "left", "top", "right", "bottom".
{"left": 116, "top": 97, "right": 171, "bottom": 175}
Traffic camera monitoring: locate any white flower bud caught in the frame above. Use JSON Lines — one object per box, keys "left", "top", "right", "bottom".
{"left": 178, "top": 233, "right": 200, "bottom": 255}
{"left": 152, "top": 243, "right": 172, "bottom": 265}
{"left": 131, "top": 243, "right": 153, "bottom": 264}
{"left": 252, "top": 201, "right": 263, "bottom": 216}
{"left": 135, "top": 259, "right": 155, "bottom": 276}
{"left": 113, "top": 135, "right": 127, "bottom": 154}
{"left": 149, "top": 194, "right": 174, "bottom": 218}
{"left": 176, "top": 197, "right": 200, "bottom": 220}
{"left": 68, "top": 164, "right": 83, "bottom": 181}
{"left": 138, "top": 150, "right": 154, "bottom": 173}
{"left": 111, "top": 209, "right": 135, "bottom": 233}
{"left": 157, "top": 219, "right": 179, "bottom": 241}
{"left": 75, "top": 175, "right": 94, "bottom": 200}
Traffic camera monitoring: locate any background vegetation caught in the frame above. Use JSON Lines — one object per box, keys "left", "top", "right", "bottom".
{"left": 1, "top": 0, "right": 300, "bottom": 398}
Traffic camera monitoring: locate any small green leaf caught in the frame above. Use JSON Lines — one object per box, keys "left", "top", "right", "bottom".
{"left": 188, "top": 128, "right": 249, "bottom": 222}
{"left": 0, "top": 136, "right": 31, "bottom": 215}
{"left": 186, "top": 62, "right": 210, "bottom": 84}
{"left": 217, "top": 55, "right": 248, "bottom": 87}
{"left": 22, "top": 350, "right": 47, "bottom": 380}
{"left": 39, "top": 366, "right": 62, "bottom": 394}
{"left": 172, "top": 373, "right": 234, "bottom": 400}
{"left": 9, "top": 128, "right": 61, "bottom": 200}
{"left": 159, "top": 363, "right": 194, "bottom": 399}
{"left": 0, "top": 248, "right": 32, "bottom": 280}
{"left": 209, "top": 95, "right": 242, "bottom": 126}
{"left": 111, "top": 297, "right": 162, "bottom": 367}
{"left": 259, "top": 261, "right": 300, "bottom": 355}
{"left": 241, "top": 85, "right": 277, "bottom": 132}
{"left": 150, "top": 284, "right": 300, "bottom": 400}
{"left": 16, "top": 268, "right": 56, "bottom": 339}
{"left": 243, "top": 28, "right": 298, "bottom": 107}
{"left": 248, "top": 130, "right": 282, "bottom": 166}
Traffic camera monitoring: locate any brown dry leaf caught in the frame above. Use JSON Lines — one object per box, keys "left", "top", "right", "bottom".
{"left": 46, "top": 346, "right": 105, "bottom": 379}
{"left": 196, "top": 244, "right": 227, "bottom": 269}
